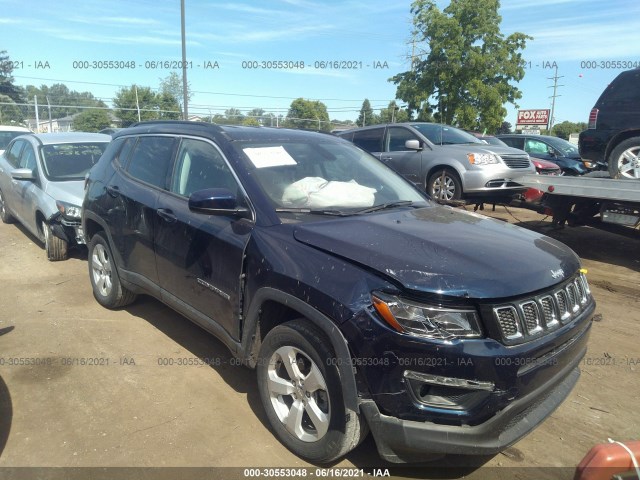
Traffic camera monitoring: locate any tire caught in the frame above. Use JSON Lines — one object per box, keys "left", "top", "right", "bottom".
{"left": 42, "top": 220, "right": 68, "bottom": 261}
{"left": 0, "top": 189, "right": 14, "bottom": 224}
{"left": 427, "top": 168, "right": 463, "bottom": 201}
{"left": 257, "top": 319, "right": 367, "bottom": 463}
{"left": 88, "top": 232, "right": 137, "bottom": 308}
{"left": 608, "top": 137, "right": 640, "bottom": 179}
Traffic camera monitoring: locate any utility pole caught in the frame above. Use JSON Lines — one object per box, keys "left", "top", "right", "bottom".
{"left": 548, "top": 65, "right": 564, "bottom": 131}
{"left": 181, "top": 0, "right": 189, "bottom": 120}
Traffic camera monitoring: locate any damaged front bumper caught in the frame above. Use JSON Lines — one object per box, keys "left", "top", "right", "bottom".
{"left": 48, "top": 212, "right": 85, "bottom": 245}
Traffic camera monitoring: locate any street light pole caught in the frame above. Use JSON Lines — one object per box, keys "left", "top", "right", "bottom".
{"left": 181, "top": 0, "right": 189, "bottom": 120}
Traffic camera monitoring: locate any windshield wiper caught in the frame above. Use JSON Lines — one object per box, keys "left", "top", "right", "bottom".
{"left": 352, "top": 200, "right": 416, "bottom": 214}
{"left": 275, "top": 207, "right": 353, "bottom": 216}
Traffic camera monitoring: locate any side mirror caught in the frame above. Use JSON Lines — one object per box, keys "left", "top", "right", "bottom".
{"left": 405, "top": 139, "right": 422, "bottom": 151}
{"left": 188, "top": 188, "right": 251, "bottom": 218}
{"left": 11, "top": 168, "right": 35, "bottom": 181}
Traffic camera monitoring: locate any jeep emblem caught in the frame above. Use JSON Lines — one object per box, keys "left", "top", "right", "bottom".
{"left": 551, "top": 268, "right": 565, "bottom": 279}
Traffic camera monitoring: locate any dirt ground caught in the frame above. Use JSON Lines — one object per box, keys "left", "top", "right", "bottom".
{"left": 0, "top": 206, "right": 638, "bottom": 480}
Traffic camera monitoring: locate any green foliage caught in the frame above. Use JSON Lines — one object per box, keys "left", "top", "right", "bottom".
{"left": 223, "top": 108, "right": 245, "bottom": 125}
{"left": 0, "top": 51, "right": 26, "bottom": 122}
{"left": 285, "top": 98, "right": 330, "bottom": 131}
{"left": 159, "top": 71, "right": 191, "bottom": 116}
{"left": 357, "top": 99, "right": 377, "bottom": 126}
{"left": 25, "top": 83, "right": 106, "bottom": 119}
{"left": 242, "top": 117, "right": 261, "bottom": 126}
{"left": 496, "top": 121, "right": 512, "bottom": 134}
{"left": 391, "top": 0, "right": 531, "bottom": 132}
{"left": 551, "top": 121, "right": 587, "bottom": 140}
{"left": 379, "top": 101, "right": 410, "bottom": 124}
{"left": 113, "top": 85, "right": 181, "bottom": 127}
{"left": 72, "top": 109, "right": 112, "bottom": 132}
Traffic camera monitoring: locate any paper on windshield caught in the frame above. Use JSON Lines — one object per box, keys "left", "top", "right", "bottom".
{"left": 244, "top": 146, "right": 297, "bottom": 169}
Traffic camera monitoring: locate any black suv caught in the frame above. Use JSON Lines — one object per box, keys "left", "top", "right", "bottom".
{"left": 82, "top": 121, "right": 595, "bottom": 463}
{"left": 579, "top": 68, "right": 640, "bottom": 179}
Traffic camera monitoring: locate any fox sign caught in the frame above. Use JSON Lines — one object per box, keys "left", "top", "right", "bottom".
{"left": 517, "top": 109, "right": 550, "bottom": 127}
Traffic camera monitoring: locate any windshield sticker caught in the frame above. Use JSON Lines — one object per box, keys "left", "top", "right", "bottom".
{"left": 244, "top": 146, "right": 297, "bottom": 169}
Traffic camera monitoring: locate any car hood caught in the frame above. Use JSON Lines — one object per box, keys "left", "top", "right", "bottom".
{"left": 44, "top": 180, "right": 85, "bottom": 207}
{"left": 292, "top": 206, "right": 580, "bottom": 299}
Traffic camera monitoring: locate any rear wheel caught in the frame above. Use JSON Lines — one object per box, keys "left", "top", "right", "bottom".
{"left": 0, "top": 189, "right": 14, "bottom": 224}
{"left": 88, "top": 232, "right": 137, "bottom": 308}
{"left": 608, "top": 137, "right": 640, "bottom": 179}
{"left": 427, "top": 168, "right": 462, "bottom": 201}
{"left": 42, "top": 220, "right": 68, "bottom": 261}
{"left": 257, "top": 319, "right": 366, "bottom": 463}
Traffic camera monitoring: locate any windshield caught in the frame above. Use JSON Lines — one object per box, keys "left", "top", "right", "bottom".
{"left": 41, "top": 142, "right": 108, "bottom": 181}
{"left": 239, "top": 139, "right": 427, "bottom": 213}
{"left": 545, "top": 136, "right": 579, "bottom": 156}
{"left": 411, "top": 124, "right": 483, "bottom": 146}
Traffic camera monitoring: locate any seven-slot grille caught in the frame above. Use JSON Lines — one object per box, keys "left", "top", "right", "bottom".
{"left": 500, "top": 154, "right": 531, "bottom": 169}
{"left": 492, "top": 273, "right": 591, "bottom": 344}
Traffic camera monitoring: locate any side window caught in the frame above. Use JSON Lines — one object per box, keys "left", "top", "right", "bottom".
{"left": 18, "top": 145, "right": 37, "bottom": 171}
{"left": 116, "top": 137, "right": 136, "bottom": 167}
{"left": 171, "top": 138, "right": 238, "bottom": 197}
{"left": 387, "top": 127, "right": 419, "bottom": 152}
{"left": 5, "top": 140, "right": 25, "bottom": 168}
{"left": 503, "top": 137, "right": 524, "bottom": 149}
{"left": 126, "top": 136, "right": 176, "bottom": 189}
{"left": 352, "top": 128, "right": 384, "bottom": 153}
{"left": 525, "top": 139, "right": 550, "bottom": 155}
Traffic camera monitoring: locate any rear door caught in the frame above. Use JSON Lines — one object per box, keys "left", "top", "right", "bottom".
{"left": 154, "top": 137, "right": 252, "bottom": 340}
{"left": 106, "top": 135, "right": 177, "bottom": 291}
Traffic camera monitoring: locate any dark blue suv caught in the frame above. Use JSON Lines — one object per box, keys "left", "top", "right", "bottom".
{"left": 82, "top": 122, "right": 595, "bottom": 463}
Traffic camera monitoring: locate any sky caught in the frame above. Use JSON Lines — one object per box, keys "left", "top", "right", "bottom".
{"left": 2, "top": 0, "right": 640, "bottom": 129}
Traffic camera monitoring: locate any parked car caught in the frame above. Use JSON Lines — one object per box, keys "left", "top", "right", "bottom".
{"left": 0, "top": 125, "right": 31, "bottom": 155}
{"left": 83, "top": 121, "right": 594, "bottom": 464}
{"left": 579, "top": 68, "right": 640, "bottom": 179}
{"left": 465, "top": 131, "right": 509, "bottom": 147}
{"left": 0, "top": 132, "right": 111, "bottom": 260}
{"left": 497, "top": 134, "right": 588, "bottom": 176}
{"left": 337, "top": 123, "right": 534, "bottom": 201}
{"left": 524, "top": 158, "right": 563, "bottom": 203}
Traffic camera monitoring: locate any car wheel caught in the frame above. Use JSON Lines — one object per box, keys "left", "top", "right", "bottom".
{"left": 608, "top": 137, "right": 640, "bottom": 179}
{"left": 0, "top": 189, "right": 14, "bottom": 224}
{"left": 88, "top": 232, "right": 137, "bottom": 308}
{"left": 41, "top": 220, "right": 68, "bottom": 261}
{"left": 257, "top": 319, "right": 367, "bottom": 463}
{"left": 427, "top": 169, "right": 463, "bottom": 201}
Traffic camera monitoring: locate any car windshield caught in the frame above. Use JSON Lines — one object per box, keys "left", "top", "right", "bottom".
{"left": 545, "top": 136, "right": 579, "bottom": 156}
{"left": 41, "top": 142, "right": 108, "bottom": 181}
{"left": 239, "top": 139, "right": 427, "bottom": 214}
{"left": 411, "top": 124, "right": 483, "bottom": 146}
{"left": 0, "top": 131, "right": 27, "bottom": 150}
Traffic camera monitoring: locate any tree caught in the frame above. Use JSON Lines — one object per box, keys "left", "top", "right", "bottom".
{"left": 155, "top": 91, "right": 182, "bottom": 120}
{"left": 159, "top": 71, "right": 191, "bottom": 117}
{"left": 551, "top": 121, "right": 587, "bottom": 140}
{"left": 224, "top": 108, "right": 245, "bottom": 125}
{"left": 25, "top": 83, "right": 106, "bottom": 119}
{"left": 246, "top": 108, "right": 266, "bottom": 125}
{"left": 1, "top": 51, "right": 26, "bottom": 122}
{"left": 496, "top": 121, "right": 512, "bottom": 134}
{"left": 379, "top": 101, "right": 410, "bottom": 124}
{"left": 285, "top": 98, "right": 330, "bottom": 131}
{"left": 72, "top": 109, "right": 112, "bottom": 132}
{"left": 113, "top": 85, "right": 159, "bottom": 127}
{"left": 357, "top": 99, "right": 376, "bottom": 126}
{"left": 391, "top": 0, "right": 531, "bottom": 132}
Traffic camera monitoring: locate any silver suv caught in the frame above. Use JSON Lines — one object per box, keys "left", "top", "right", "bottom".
{"left": 338, "top": 123, "right": 534, "bottom": 201}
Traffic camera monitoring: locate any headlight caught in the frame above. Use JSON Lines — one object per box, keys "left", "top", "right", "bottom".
{"left": 56, "top": 200, "right": 81, "bottom": 219}
{"left": 372, "top": 293, "right": 483, "bottom": 340}
{"left": 467, "top": 153, "right": 500, "bottom": 165}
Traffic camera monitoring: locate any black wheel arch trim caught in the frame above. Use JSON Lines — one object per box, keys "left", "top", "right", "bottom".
{"left": 241, "top": 287, "right": 361, "bottom": 413}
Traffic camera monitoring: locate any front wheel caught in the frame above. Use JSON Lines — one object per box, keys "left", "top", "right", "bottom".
{"left": 427, "top": 168, "right": 463, "bottom": 201}
{"left": 257, "top": 319, "right": 366, "bottom": 463}
{"left": 608, "top": 137, "right": 640, "bottom": 179}
{"left": 42, "top": 220, "right": 68, "bottom": 261}
{"left": 88, "top": 232, "right": 137, "bottom": 308}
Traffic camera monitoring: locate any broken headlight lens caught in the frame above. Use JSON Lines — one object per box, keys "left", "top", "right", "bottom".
{"left": 56, "top": 200, "right": 81, "bottom": 219}
{"left": 372, "top": 293, "right": 482, "bottom": 340}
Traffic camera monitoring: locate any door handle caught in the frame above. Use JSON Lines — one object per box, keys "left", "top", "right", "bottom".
{"left": 381, "top": 156, "right": 393, "bottom": 161}
{"left": 156, "top": 208, "right": 177, "bottom": 223}
{"left": 106, "top": 185, "right": 120, "bottom": 198}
